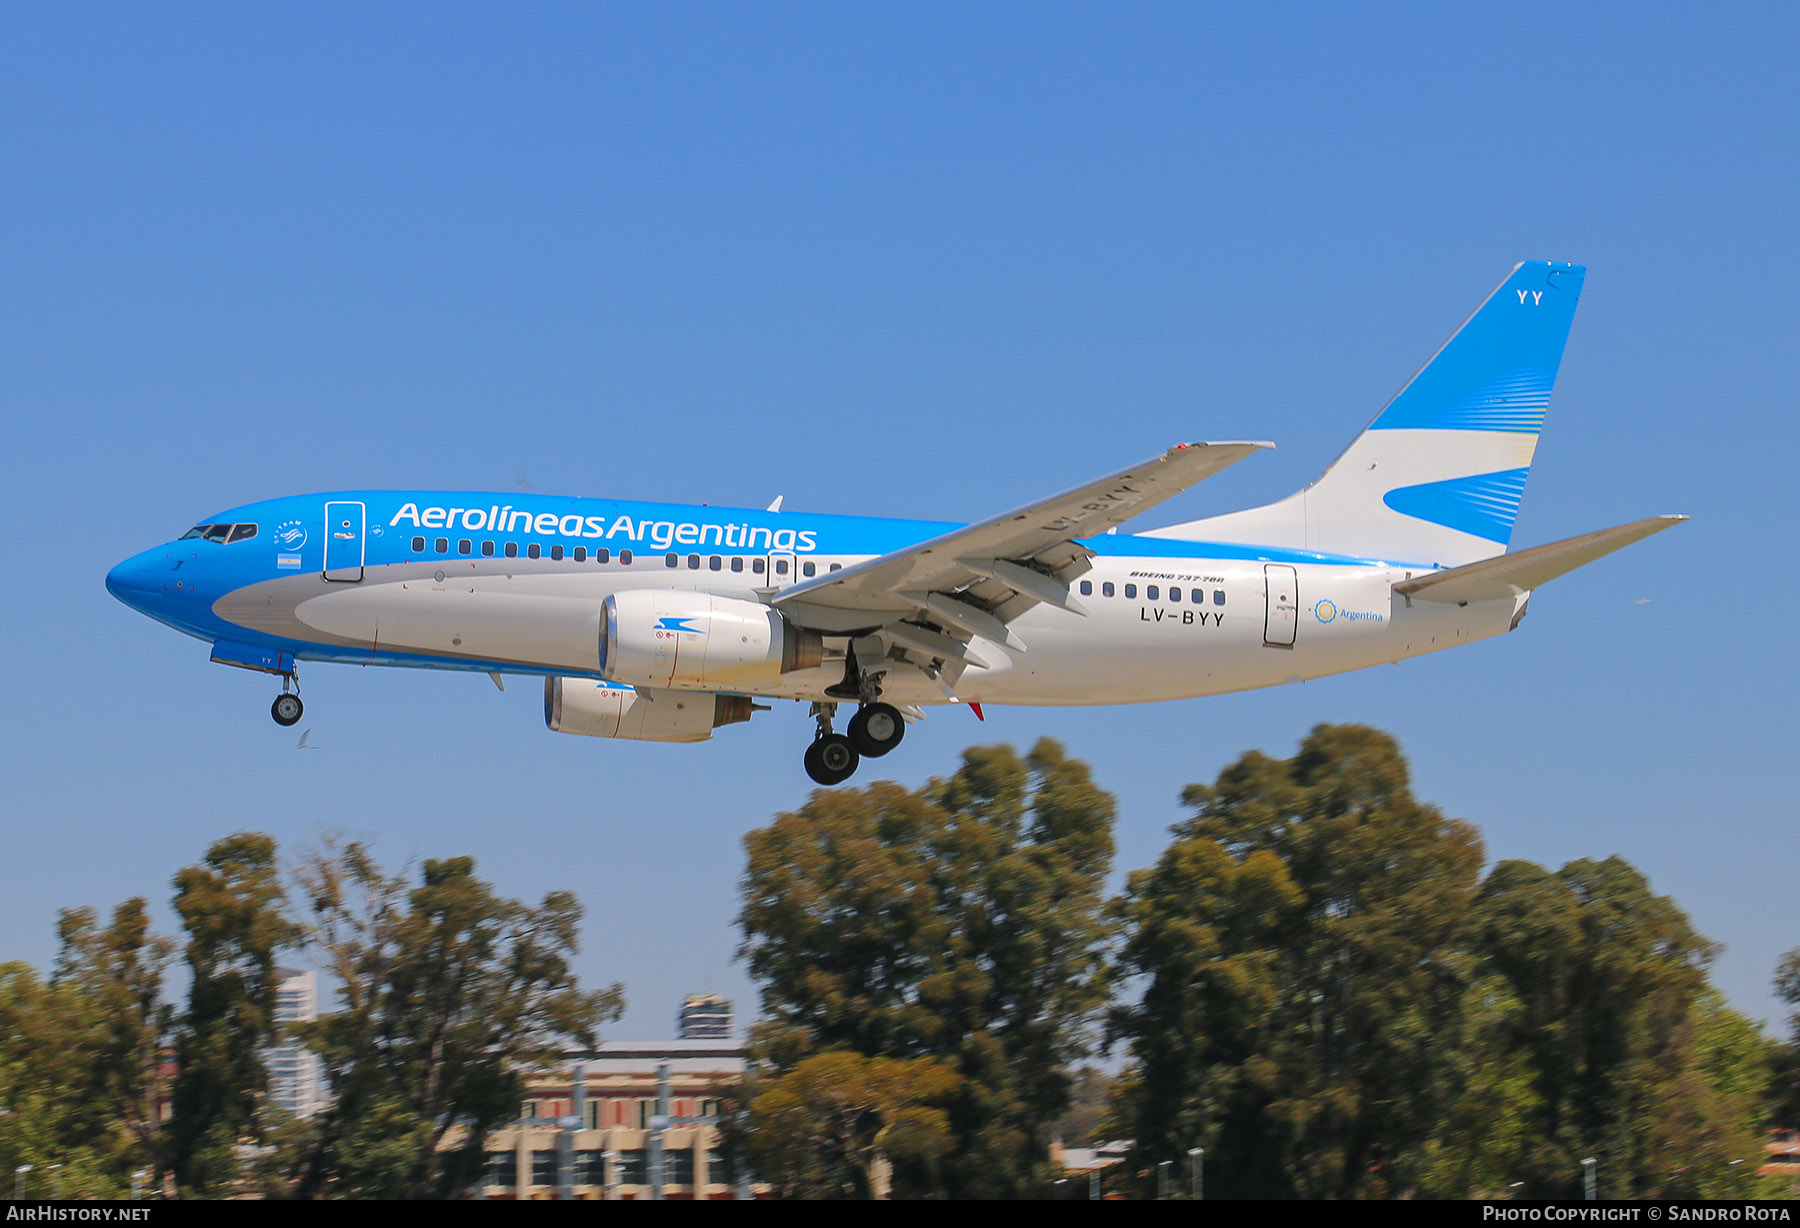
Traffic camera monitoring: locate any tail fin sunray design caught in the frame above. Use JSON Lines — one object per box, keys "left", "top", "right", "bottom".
{"left": 1146, "top": 261, "right": 1585, "bottom": 567}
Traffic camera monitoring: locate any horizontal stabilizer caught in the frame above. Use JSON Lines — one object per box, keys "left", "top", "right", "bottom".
{"left": 1394, "top": 515, "right": 1688, "bottom": 604}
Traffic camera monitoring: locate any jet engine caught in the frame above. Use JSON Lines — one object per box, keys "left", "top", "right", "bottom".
{"left": 544, "top": 677, "right": 755, "bottom": 743}
{"left": 600, "top": 590, "right": 823, "bottom": 690}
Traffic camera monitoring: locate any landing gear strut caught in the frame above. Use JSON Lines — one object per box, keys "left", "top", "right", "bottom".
{"left": 803, "top": 701, "right": 859, "bottom": 786}
{"left": 803, "top": 673, "right": 910, "bottom": 784}
{"left": 270, "top": 673, "right": 304, "bottom": 727}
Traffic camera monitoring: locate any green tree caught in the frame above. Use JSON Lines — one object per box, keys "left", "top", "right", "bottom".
{"left": 51, "top": 900, "right": 176, "bottom": 1186}
{"left": 166, "top": 833, "right": 300, "bottom": 1196}
{"left": 1110, "top": 724, "right": 1486, "bottom": 1199}
{"left": 738, "top": 738, "right": 1116, "bottom": 1197}
{"left": 1658, "top": 990, "right": 1782, "bottom": 1199}
{"left": 1776, "top": 947, "right": 1800, "bottom": 1129}
{"left": 0, "top": 901, "right": 173, "bottom": 1197}
{"left": 291, "top": 842, "right": 623, "bottom": 1199}
{"left": 1410, "top": 971, "right": 1544, "bottom": 1198}
{"left": 1475, "top": 856, "right": 1727, "bottom": 1197}
{"left": 740, "top": 1052, "right": 959, "bottom": 1199}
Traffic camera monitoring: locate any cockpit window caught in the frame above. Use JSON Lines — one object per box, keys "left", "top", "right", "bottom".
{"left": 182, "top": 523, "right": 259, "bottom": 543}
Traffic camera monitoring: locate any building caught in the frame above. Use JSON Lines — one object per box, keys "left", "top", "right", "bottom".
{"left": 1761, "top": 1128, "right": 1800, "bottom": 1193}
{"left": 470, "top": 1040, "right": 768, "bottom": 1200}
{"left": 265, "top": 968, "right": 328, "bottom": 1119}
{"left": 1050, "top": 1137, "right": 1130, "bottom": 1198}
{"left": 676, "top": 993, "right": 733, "bottom": 1041}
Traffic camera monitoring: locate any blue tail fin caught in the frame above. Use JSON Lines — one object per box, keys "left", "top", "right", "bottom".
{"left": 1146, "top": 261, "right": 1585, "bottom": 567}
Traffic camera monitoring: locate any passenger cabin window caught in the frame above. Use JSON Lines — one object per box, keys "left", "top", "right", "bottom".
{"left": 435, "top": 538, "right": 448, "bottom": 553}
{"left": 504, "top": 542, "right": 518, "bottom": 558}
{"left": 550, "top": 545, "right": 563, "bottom": 561}
{"left": 666, "top": 553, "right": 679, "bottom": 568}
{"left": 1147, "top": 585, "right": 1159, "bottom": 600}
{"left": 730, "top": 557, "right": 743, "bottom": 572}
{"left": 709, "top": 555, "right": 722, "bottom": 570}
{"left": 412, "top": 537, "right": 425, "bottom": 552}
{"left": 574, "top": 546, "right": 586, "bottom": 561}
{"left": 527, "top": 544, "right": 541, "bottom": 560}
{"left": 1214, "top": 589, "right": 1225, "bottom": 605}
{"left": 1169, "top": 586, "right": 1180, "bottom": 602}
{"left": 687, "top": 554, "right": 701, "bottom": 569}
{"left": 1102, "top": 581, "right": 1115, "bottom": 597}
{"left": 803, "top": 562, "right": 816, "bottom": 577}
{"left": 619, "top": 550, "right": 633, "bottom": 565}
{"left": 595, "top": 548, "right": 609, "bottom": 563}
{"left": 481, "top": 541, "right": 495, "bottom": 556}
{"left": 1080, "top": 580, "right": 1093, "bottom": 596}
{"left": 1124, "top": 584, "right": 1137, "bottom": 598}
{"left": 458, "top": 540, "right": 472, "bottom": 555}
{"left": 753, "top": 558, "right": 766, "bottom": 574}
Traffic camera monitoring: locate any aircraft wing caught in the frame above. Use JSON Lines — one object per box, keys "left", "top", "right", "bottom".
{"left": 1394, "top": 515, "right": 1688, "bottom": 605}
{"left": 773, "top": 442, "right": 1271, "bottom": 646}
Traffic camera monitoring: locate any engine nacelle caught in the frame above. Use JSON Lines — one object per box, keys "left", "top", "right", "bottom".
{"left": 601, "top": 590, "right": 823, "bottom": 690}
{"left": 544, "top": 678, "right": 755, "bottom": 743}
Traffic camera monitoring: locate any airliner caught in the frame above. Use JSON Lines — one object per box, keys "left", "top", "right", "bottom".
{"left": 107, "top": 262, "right": 1684, "bottom": 784}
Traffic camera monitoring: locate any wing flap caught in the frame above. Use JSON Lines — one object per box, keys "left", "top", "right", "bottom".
{"left": 775, "top": 441, "right": 1271, "bottom": 619}
{"left": 1394, "top": 515, "right": 1688, "bottom": 604}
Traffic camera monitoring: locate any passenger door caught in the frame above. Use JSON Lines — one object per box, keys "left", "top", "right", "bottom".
{"left": 1263, "top": 563, "right": 1297, "bottom": 647}
{"left": 323, "top": 501, "right": 366, "bottom": 582}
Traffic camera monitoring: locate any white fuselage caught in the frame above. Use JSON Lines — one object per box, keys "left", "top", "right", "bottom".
{"left": 209, "top": 549, "right": 1521, "bottom": 708}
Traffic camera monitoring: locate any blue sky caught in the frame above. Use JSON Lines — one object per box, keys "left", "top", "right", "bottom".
{"left": 3, "top": 4, "right": 1795, "bottom": 1041}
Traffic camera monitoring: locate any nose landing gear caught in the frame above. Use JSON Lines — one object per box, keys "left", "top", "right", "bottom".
{"left": 270, "top": 673, "right": 304, "bottom": 727}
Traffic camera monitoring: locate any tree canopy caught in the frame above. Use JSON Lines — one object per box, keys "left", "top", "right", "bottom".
{"left": 0, "top": 900, "right": 173, "bottom": 1198}
{"left": 289, "top": 842, "right": 623, "bottom": 1199}
{"left": 737, "top": 1052, "right": 959, "bottom": 1199}
{"left": 167, "top": 832, "right": 301, "bottom": 1196}
{"left": 1109, "top": 724, "right": 1775, "bottom": 1199}
{"left": 1111, "top": 723, "right": 1485, "bottom": 1198}
{"left": 738, "top": 738, "right": 1116, "bottom": 1197}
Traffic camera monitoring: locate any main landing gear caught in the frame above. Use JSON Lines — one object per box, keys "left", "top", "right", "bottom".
{"left": 802, "top": 698, "right": 906, "bottom": 786}
{"left": 849, "top": 702, "right": 904, "bottom": 757}
{"left": 270, "top": 673, "right": 304, "bottom": 727}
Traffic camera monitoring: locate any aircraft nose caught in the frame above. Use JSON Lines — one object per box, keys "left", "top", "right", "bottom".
{"left": 106, "top": 548, "right": 172, "bottom": 608}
